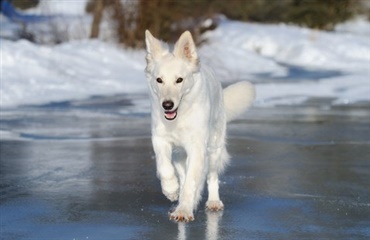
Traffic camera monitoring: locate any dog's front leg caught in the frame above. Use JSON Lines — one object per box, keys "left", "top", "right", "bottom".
{"left": 170, "top": 142, "right": 207, "bottom": 222}
{"left": 152, "top": 136, "right": 179, "bottom": 202}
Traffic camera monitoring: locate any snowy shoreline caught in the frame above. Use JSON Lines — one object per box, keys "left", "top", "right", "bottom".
{"left": 1, "top": 17, "right": 369, "bottom": 109}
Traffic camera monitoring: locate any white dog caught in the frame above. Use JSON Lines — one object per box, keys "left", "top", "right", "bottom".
{"left": 145, "top": 30, "right": 255, "bottom": 222}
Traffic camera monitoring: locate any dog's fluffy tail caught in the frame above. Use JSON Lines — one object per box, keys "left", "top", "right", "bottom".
{"left": 223, "top": 81, "right": 255, "bottom": 122}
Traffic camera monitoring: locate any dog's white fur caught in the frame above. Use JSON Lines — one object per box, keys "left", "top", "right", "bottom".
{"left": 145, "top": 30, "right": 255, "bottom": 222}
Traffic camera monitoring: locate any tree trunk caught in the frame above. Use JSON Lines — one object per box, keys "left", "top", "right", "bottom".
{"left": 90, "top": 0, "right": 104, "bottom": 39}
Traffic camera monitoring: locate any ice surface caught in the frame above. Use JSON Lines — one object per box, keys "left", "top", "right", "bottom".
{"left": 1, "top": 101, "right": 369, "bottom": 239}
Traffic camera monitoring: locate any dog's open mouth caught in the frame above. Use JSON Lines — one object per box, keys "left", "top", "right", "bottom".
{"left": 164, "top": 109, "right": 177, "bottom": 120}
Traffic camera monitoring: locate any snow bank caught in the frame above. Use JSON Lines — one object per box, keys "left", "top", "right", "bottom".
{"left": 199, "top": 19, "right": 370, "bottom": 106}
{"left": 1, "top": 40, "right": 147, "bottom": 107}
{"left": 201, "top": 20, "right": 370, "bottom": 75}
{"left": 1, "top": 18, "right": 369, "bottom": 108}
{"left": 26, "top": 0, "right": 89, "bottom": 16}
{"left": 335, "top": 16, "right": 370, "bottom": 37}
{"left": 256, "top": 74, "right": 370, "bottom": 106}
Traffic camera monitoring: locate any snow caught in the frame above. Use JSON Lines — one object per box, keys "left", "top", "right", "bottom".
{"left": 201, "top": 20, "right": 370, "bottom": 75}
{"left": 335, "top": 16, "right": 370, "bottom": 37}
{"left": 26, "top": 0, "right": 89, "bottom": 16}
{"left": 256, "top": 74, "right": 370, "bottom": 107}
{"left": 1, "top": 40, "right": 147, "bottom": 107}
{"left": 199, "top": 19, "right": 370, "bottom": 106}
{"left": 1, "top": 9, "right": 370, "bottom": 109}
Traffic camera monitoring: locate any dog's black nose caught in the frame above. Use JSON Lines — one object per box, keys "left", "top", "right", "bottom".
{"left": 162, "top": 100, "right": 174, "bottom": 110}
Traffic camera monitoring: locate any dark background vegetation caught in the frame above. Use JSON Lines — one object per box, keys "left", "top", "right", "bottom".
{"left": 11, "top": 0, "right": 370, "bottom": 48}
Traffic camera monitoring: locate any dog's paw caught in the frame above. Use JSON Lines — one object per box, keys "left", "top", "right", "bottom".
{"left": 169, "top": 207, "right": 194, "bottom": 223}
{"left": 206, "top": 200, "right": 224, "bottom": 211}
{"left": 161, "top": 177, "right": 179, "bottom": 202}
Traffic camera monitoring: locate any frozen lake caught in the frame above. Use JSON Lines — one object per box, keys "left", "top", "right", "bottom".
{"left": 1, "top": 95, "right": 370, "bottom": 239}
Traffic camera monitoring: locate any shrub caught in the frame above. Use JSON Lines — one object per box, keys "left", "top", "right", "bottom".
{"left": 12, "top": 0, "right": 40, "bottom": 10}
{"left": 87, "top": 0, "right": 364, "bottom": 48}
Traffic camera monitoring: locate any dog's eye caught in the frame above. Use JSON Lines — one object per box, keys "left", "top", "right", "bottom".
{"left": 176, "top": 77, "right": 183, "bottom": 83}
{"left": 156, "top": 78, "right": 163, "bottom": 83}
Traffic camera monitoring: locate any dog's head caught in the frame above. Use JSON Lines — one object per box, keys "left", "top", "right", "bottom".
{"left": 145, "top": 30, "right": 199, "bottom": 121}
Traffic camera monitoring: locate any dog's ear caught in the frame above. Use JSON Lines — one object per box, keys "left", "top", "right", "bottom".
{"left": 145, "top": 30, "right": 168, "bottom": 67}
{"left": 173, "top": 31, "right": 199, "bottom": 69}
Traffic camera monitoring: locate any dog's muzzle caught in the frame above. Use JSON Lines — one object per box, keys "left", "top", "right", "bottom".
{"left": 162, "top": 100, "right": 177, "bottom": 120}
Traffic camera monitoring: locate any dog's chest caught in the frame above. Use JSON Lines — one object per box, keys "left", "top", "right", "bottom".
{"left": 154, "top": 122, "right": 198, "bottom": 147}
{"left": 164, "top": 127, "right": 189, "bottom": 146}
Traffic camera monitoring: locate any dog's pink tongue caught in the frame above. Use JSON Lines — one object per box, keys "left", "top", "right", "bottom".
{"left": 165, "top": 111, "right": 177, "bottom": 120}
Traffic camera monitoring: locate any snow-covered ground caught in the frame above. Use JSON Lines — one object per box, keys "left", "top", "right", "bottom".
{"left": 200, "top": 19, "right": 370, "bottom": 106}
{"left": 1, "top": 3, "right": 369, "bottom": 109}
{"left": 1, "top": 40, "right": 146, "bottom": 107}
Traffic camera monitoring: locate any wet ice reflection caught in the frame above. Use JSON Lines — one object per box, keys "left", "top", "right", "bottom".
{"left": 205, "top": 211, "right": 223, "bottom": 240}
{"left": 176, "top": 211, "right": 222, "bottom": 240}
{"left": 177, "top": 222, "right": 186, "bottom": 240}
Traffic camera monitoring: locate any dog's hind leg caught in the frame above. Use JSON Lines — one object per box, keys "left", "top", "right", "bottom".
{"left": 206, "top": 147, "right": 229, "bottom": 211}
